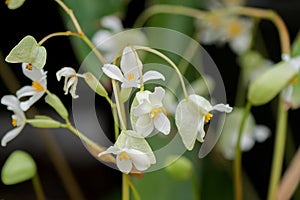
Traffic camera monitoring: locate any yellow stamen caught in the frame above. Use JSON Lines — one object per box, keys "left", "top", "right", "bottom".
{"left": 127, "top": 73, "right": 135, "bottom": 81}
{"left": 228, "top": 20, "right": 242, "bottom": 37}
{"left": 205, "top": 113, "right": 213, "bottom": 123}
{"left": 290, "top": 76, "right": 298, "bottom": 85}
{"left": 26, "top": 63, "right": 33, "bottom": 70}
{"left": 119, "top": 152, "right": 130, "bottom": 161}
{"left": 32, "top": 81, "right": 45, "bottom": 92}
{"left": 12, "top": 119, "right": 17, "bottom": 127}
{"left": 151, "top": 108, "right": 163, "bottom": 119}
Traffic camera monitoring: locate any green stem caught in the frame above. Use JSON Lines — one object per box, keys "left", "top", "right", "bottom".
{"left": 133, "top": 45, "right": 189, "bottom": 99}
{"left": 32, "top": 173, "right": 46, "bottom": 200}
{"left": 122, "top": 174, "right": 130, "bottom": 200}
{"left": 126, "top": 176, "right": 141, "bottom": 200}
{"left": 38, "top": 31, "right": 81, "bottom": 45}
{"left": 267, "top": 97, "right": 288, "bottom": 200}
{"left": 233, "top": 101, "right": 252, "bottom": 200}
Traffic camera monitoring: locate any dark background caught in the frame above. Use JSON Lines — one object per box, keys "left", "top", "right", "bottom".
{"left": 0, "top": 0, "right": 300, "bottom": 199}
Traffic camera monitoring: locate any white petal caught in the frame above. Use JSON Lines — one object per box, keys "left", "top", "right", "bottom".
{"left": 56, "top": 67, "right": 76, "bottom": 81}
{"left": 126, "top": 149, "right": 151, "bottom": 171}
{"left": 22, "top": 63, "right": 46, "bottom": 81}
{"left": 230, "top": 33, "right": 251, "bottom": 54}
{"left": 196, "top": 117, "right": 206, "bottom": 142}
{"left": 189, "top": 94, "right": 213, "bottom": 113}
{"left": 69, "top": 79, "right": 79, "bottom": 99}
{"left": 133, "top": 101, "right": 152, "bottom": 116}
{"left": 65, "top": 77, "right": 77, "bottom": 94}
{"left": 121, "top": 47, "right": 142, "bottom": 74}
{"left": 16, "top": 86, "right": 35, "bottom": 99}
{"left": 92, "top": 30, "right": 112, "bottom": 48}
{"left": 254, "top": 125, "right": 271, "bottom": 142}
{"left": 102, "top": 64, "right": 125, "bottom": 82}
{"left": 154, "top": 113, "right": 170, "bottom": 135}
{"left": 212, "top": 104, "right": 233, "bottom": 113}
{"left": 1, "top": 125, "right": 25, "bottom": 147}
{"left": 143, "top": 71, "right": 165, "bottom": 83}
{"left": 20, "top": 91, "right": 45, "bottom": 111}
{"left": 240, "top": 134, "right": 255, "bottom": 151}
{"left": 175, "top": 99, "right": 200, "bottom": 150}
{"left": 116, "top": 155, "right": 132, "bottom": 174}
{"left": 149, "top": 87, "right": 165, "bottom": 107}
{"left": 121, "top": 80, "right": 140, "bottom": 88}
{"left": 1, "top": 95, "right": 20, "bottom": 110}
{"left": 98, "top": 146, "right": 119, "bottom": 157}
{"left": 135, "top": 115, "right": 154, "bottom": 137}
{"left": 101, "top": 15, "right": 123, "bottom": 32}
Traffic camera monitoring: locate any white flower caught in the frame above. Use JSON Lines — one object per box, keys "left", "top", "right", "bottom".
{"left": 98, "top": 146, "right": 151, "bottom": 174}
{"left": 102, "top": 46, "right": 165, "bottom": 88}
{"left": 217, "top": 107, "right": 271, "bottom": 159}
{"left": 133, "top": 87, "right": 170, "bottom": 137}
{"left": 16, "top": 63, "right": 47, "bottom": 111}
{"left": 197, "top": 15, "right": 253, "bottom": 54}
{"left": 175, "top": 94, "right": 232, "bottom": 150}
{"left": 1, "top": 95, "right": 26, "bottom": 146}
{"left": 92, "top": 15, "right": 147, "bottom": 62}
{"left": 56, "top": 67, "right": 84, "bottom": 99}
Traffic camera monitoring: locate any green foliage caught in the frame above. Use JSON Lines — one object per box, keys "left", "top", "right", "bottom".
{"left": 1, "top": 150, "right": 37, "bottom": 185}
{"left": 84, "top": 72, "right": 109, "bottom": 98}
{"left": 248, "top": 62, "right": 297, "bottom": 106}
{"left": 27, "top": 116, "right": 62, "bottom": 128}
{"left": 5, "top": 35, "right": 47, "bottom": 69}
{"left": 45, "top": 93, "right": 69, "bottom": 120}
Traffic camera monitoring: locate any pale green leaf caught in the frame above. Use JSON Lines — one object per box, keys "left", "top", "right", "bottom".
{"left": 6, "top": 0, "right": 25, "bottom": 10}
{"left": 27, "top": 118, "right": 62, "bottom": 128}
{"left": 5, "top": 35, "right": 47, "bottom": 69}
{"left": 1, "top": 150, "right": 36, "bottom": 185}
{"left": 45, "top": 93, "right": 68, "bottom": 120}
{"left": 84, "top": 72, "right": 108, "bottom": 97}
{"left": 247, "top": 62, "right": 297, "bottom": 106}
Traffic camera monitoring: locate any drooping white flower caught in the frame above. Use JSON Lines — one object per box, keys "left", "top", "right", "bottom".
{"left": 16, "top": 63, "right": 47, "bottom": 111}
{"left": 132, "top": 87, "right": 170, "bottom": 137}
{"left": 1, "top": 95, "right": 26, "bottom": 146}
{"left": 56, "top": 67, "right": 85, "bottom": 99}
{"left": 92, "top": 15, "right": 147, "bottom": 62}
{"left": 175, "top": 94, "right": 232, "bottom": 150}
{"left": 98, "top": 130, "right": 156, "bottom": 174}
{"left": 217, "top": 107, "right": 271, "bottom": 159}
{"left": 98, "top": 146, "right": 151, "bottom": 174}
{"left": 102, "top": 46, "right": 165, "bottom": 88}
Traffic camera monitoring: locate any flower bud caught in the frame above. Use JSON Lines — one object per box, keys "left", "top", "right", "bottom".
{"left": 27, "top": 116, "right": 62, "bottom": 128}
{"left": 164, "top": 156, "right": 193, "bottom": 180}
{"left": 84, "top": 72, "right": 108, "bottom": 98}
{"left": 45, "top": 93, "right": 68, "bottom": 120}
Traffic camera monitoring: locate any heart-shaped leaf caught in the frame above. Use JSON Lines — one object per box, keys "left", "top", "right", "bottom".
{"left": 1, "top": 150, "right": 37, "bottom": 185}
{"left": 5, "top": 35, "right": 47, "bottom": 69}
{"left": 6, "top": 0, "right": 26, "bottom": 10}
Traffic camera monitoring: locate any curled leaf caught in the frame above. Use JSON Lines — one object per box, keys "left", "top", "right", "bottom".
{"left": 5, "top": 35, "right": 47, "bottom": 69}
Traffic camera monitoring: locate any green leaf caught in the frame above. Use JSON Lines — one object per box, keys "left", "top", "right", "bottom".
{"left": 45, "top": 93, "right": 68, "bottom": 120}
{"left": 6, "top": 0, "right": 26, "bottom": 9}
{"left": 164, "top": 156, "right": 193, "bottom": 180}
{"left": 247, "top": 62, "right": 297, "bottom": 106}
{"left": 27, "top": 117, "right": 62, "bottom": 128}
{"left": 84, "top": 72, "right": 108, "bottom": 97}
{"left": 1, "top": 150, "right": 36, "bottom": 185}
{"left": 5, "top": 35, "right": 47, "bottom": 69}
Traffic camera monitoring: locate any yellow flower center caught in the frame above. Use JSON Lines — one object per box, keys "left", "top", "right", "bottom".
{"left": 205, "top": 113, "right": 213, "bottom": 123}
{"left": 228, "top": 20, "right": 242, "bottom": 37}
{"left": 119, "top": 151, "right": 130, "bottom": 161}
{"left": 12, "top": 119, "right": 17, "bottom": 127}
{"left": 32, "top": 81, "right": 45, "bottom": 92}
{"left": 5, "top": 0, "right": 10, "bottom": 5}
{"left": 127, "top": 73, "right": 135, "bottom": 81}
{"left": 26, "top": 63, "right": 33, "bottom": 70}
{"left": 151, "top": 108, "right": 163, "bottom": 119}
{"left": 290, "top": 75, "right": 298, "bottom": 85}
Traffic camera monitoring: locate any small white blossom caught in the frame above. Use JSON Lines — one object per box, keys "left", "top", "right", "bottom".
{"left": 56, "top": 67, "right": 84, "bottom": 99}
{"left": 92, "top": 15, "right": 147, "bottom": 61}
{"left": 98, "top": 146, "right": 151, "bottom": 174}
{"left": 175, "top": 94, "right": 232, "bottom": 150}
{"left": 197, "top": 15, "right": 253, "bottom": 54}
{"left": 217, "top": 107, "right": 271, "bottom": 159}
{"left": 16, "top": 63, "right": 47, "bottom": 111}
{"left": 1, "top": 95, "right": 26, "bottom": 146}
{"left": 102, "top": 46, "right": 165, "bottom": 88}
{"left": 133, "top": 87, "right": 170, "bottom": 137}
